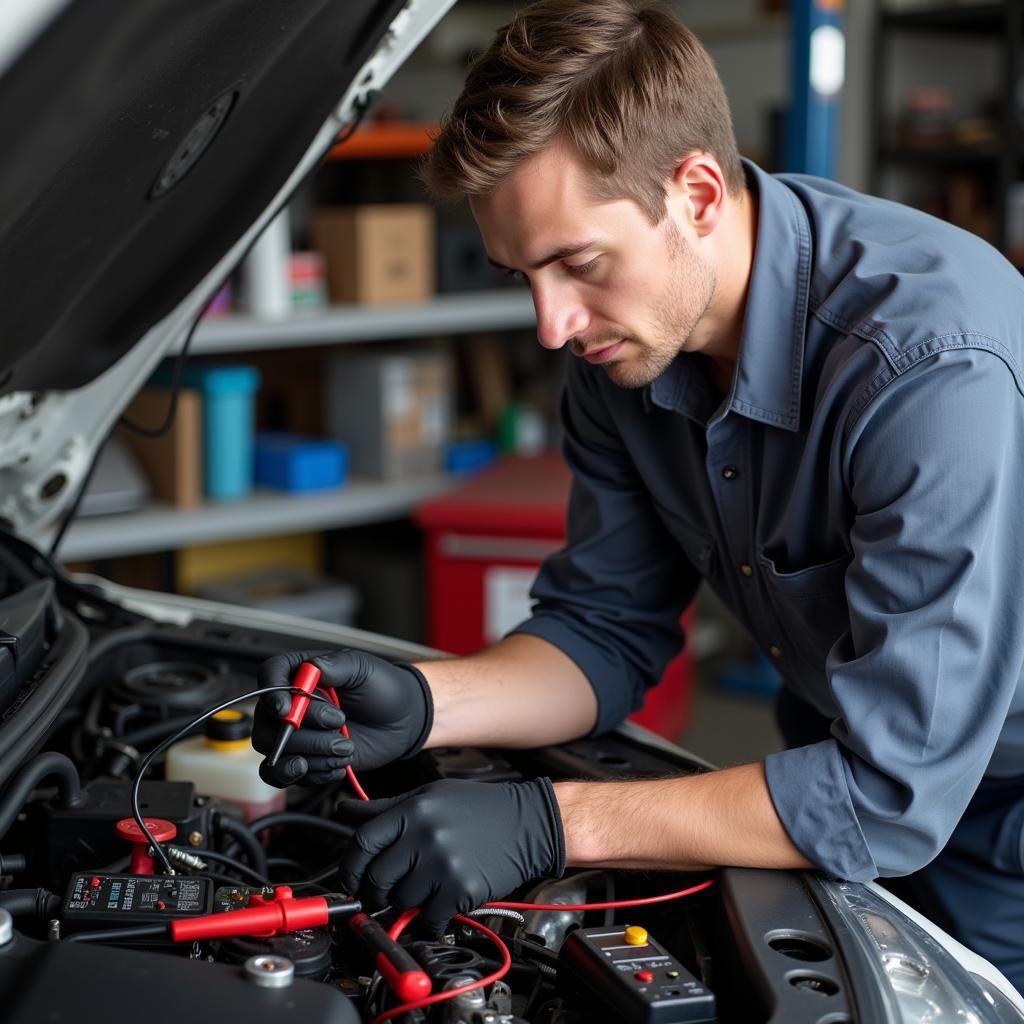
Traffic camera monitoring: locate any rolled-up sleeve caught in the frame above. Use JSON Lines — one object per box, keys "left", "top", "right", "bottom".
{"left": 766, "top": 345, "right": 1024, "bottom": 880}
{"left": 511, "top": 358, "right": 701, "bottom": 734}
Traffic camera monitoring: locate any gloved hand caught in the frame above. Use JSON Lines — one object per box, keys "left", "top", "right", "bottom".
{"left": 335, "top": 778, "right": 566, "bottom": 936}
{"left": 252, "top": 649, "right": 433, "bottom": 787}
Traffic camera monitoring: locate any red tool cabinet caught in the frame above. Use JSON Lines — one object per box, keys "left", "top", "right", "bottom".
{"left": 415, "top": 452, "right": 694, "bottom": 740}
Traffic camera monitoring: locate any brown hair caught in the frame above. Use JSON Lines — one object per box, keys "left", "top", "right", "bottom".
{"left": 421, "top": 0, "right": 744, "bottom": 222}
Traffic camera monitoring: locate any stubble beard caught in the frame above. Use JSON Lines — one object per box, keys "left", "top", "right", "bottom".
{"left": 604, "top": 224, "right": 717, "bottom": 390}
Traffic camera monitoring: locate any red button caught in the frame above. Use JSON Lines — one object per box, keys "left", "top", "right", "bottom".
{"left": 635, "top": 970, "right": 654, "bottom": 982}
{"left": 90, "top": 877, "right": 102, "bottom": 888}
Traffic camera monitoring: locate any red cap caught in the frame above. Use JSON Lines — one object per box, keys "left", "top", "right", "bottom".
{"left": 116, "top": 818, "right": 177, "bottom": 875}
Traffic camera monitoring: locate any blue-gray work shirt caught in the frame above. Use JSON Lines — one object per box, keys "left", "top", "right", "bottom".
{"left": 512, "top": 159, "right": 1024, "bottom": 882}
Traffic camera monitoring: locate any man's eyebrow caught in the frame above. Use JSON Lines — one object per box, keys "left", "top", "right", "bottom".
{"left": 486, "top": 240, "right": 600, "bottom": 273}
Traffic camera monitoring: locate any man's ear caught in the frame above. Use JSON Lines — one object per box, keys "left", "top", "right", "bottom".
{"left": 666, "top": 153, "right": 726, "bottom": 238}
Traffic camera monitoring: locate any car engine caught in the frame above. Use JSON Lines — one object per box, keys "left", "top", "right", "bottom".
{"left": 0, "top": 548, "right": 865, "bottom": 1024}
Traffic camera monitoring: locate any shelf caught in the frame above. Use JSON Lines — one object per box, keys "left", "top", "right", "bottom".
{"left": 60, "top": 476, "right": 456, "bottom": 561}
{"left": 189, "top": 289, "right": 536, "bottom": 354}
{"left": 881, "top": 3, "right": 1005, "bottom": 34}
{"left": 328, "top": 122, "right": 438, "bottom": 161}
{"left": 879, "top": 143, "right": 1001, "bottom": 167}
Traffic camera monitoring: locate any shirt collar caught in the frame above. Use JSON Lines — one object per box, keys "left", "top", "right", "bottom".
{"left": 647, "top": 159, "right": 811, "bottom": 432}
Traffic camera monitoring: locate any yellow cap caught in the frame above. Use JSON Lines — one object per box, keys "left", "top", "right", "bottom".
{"left": 624, "top": 926, "right": 648, "bottom": 946}
{"left": 203, "top": 708, "right": 252, "bottom": 751}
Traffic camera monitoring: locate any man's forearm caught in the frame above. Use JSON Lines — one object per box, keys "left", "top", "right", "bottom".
{"left": 555, "top": 763, "right": 814, "bottom": 872}
{"left": 414, "top": 633, "right": 598, "bottom": 749}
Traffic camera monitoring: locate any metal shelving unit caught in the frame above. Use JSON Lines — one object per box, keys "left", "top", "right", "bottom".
{"left": 871, "top": 2, "right": 1023, "bottom": 256}
{"left": 62, "top": 476, "right": 454, "bottom": 561}
{"left": 68, "top": 290, "right": 537, "bottom": 560}
{"left": 186, "top": 288, "right": 536, "bottom": 355}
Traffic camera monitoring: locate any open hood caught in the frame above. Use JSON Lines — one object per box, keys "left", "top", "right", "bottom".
{"left": 0, "top": 0, "right": 454, "bottom": 549}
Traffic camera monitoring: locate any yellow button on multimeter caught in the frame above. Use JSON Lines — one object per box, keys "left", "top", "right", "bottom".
{"left": 623, "top": 925, "right": 648, "bottom": 946}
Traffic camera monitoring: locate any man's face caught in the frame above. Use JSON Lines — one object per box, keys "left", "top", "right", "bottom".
{"left": 470, "top": 142, "right": 717, "bottom": 389}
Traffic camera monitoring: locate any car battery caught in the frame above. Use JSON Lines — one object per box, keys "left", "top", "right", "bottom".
{"left": 46, "top": 780, "right": 209, "bottom": 882}
{"left": 414, "top": 452, "right": 694, "bottom": 739}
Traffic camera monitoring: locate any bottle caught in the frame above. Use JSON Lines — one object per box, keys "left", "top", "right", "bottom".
{"left": 165, "top": 709, "right": 286, "bottom": 821}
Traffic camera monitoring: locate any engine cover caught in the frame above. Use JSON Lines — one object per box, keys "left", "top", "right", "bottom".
{"left": 0, "top": 932, "right": 359, "bottom": 1024}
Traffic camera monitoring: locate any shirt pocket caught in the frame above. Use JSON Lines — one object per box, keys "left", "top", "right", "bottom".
{"left": 759, "top": 550, "right": 851, "bottom": 671}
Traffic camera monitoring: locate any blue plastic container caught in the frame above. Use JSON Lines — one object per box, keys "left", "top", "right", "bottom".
{"left": 443, "top": 439, "right": 499, "bottom": 476}
{"left": 254, "top": 434, "right": 348, "bottom": 492}
{"left": 155, "top": 364, "right": 262, "bottom": 501}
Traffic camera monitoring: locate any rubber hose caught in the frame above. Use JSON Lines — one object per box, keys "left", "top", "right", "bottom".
{"left": 0, "top": 752, "right": 81, "bottom": 840}
{"left": 249, "top": 811, "right": 353, "bottom": 839}
{"left": 0, "top": 888, "right": 60, "bottom": 920}
{"left": 213, "top": 813, "right": 269, "bottom": 879}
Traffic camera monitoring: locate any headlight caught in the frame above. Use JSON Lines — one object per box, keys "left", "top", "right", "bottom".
{"left": 818, "top": 881, "right": 1024, "bottom": 1023}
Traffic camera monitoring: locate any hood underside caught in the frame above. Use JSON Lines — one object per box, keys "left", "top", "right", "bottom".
{"left": 0, "top": 0, "right": 453, "bottom": 544}
{"left": 0, "top": 0, "right": 416, "bottom": 394}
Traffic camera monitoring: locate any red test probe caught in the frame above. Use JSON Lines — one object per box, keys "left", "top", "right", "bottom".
{"left": 170, "top": 887, "right": 361, "bottom": 942}
{"left": 349, "top": 912, "right": 432, "bottom": 1002}
{"left": 267, "top": 661, "right": 323, "bottom": 767}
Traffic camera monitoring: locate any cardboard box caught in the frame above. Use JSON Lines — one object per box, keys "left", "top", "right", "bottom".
{"left": 250, "top": 348, "right": 325, "bottom": 437}
{"left": 325, "top": 348, "right": 452, "bottom": 478}
{"left": 311, "top": 204, "right": 435, "bottom": 306}
{"left": 117, "top": 388, "right": 202, "bottom": 508}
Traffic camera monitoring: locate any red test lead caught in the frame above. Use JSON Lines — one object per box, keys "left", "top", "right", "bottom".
{"left": 267, "top": 661, "right": 322, "bottom": 767}
{"left": 349, "top": 912, "right": 433, "bottom": 1002}
{"left": 170, "top": 888, "right": 361, "bottom": 942}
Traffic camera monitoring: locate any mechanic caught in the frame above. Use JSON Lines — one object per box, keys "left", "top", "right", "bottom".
{"left": 252, "top": 0, "right": 1024, "bottom": 988}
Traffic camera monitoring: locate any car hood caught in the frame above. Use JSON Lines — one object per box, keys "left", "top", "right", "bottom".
{"left": 0, "top": 0, "right": 454, "bottom": 549}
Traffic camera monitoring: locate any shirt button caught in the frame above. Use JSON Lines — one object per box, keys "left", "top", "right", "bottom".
{"left": 722, "top": 465, "right": 739, "bottom": 480}
{"left": 768, "top": 645, "right": 782, "bottom": 659}
{"left": 740, "top": 563, "right": 754, "bottom": 577}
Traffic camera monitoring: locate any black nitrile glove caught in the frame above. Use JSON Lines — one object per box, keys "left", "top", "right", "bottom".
{"left": 252, "top": 649, "right": 433, "bottom": 787}
{"left": 335, "top": 778, "right": 565, "bottom": 936}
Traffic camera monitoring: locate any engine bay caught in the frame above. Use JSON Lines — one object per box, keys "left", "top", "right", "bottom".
{"left": 0, "top": 550, "right": 860, "bottom": 1024}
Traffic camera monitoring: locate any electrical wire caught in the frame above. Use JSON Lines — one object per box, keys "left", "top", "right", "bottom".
{"left": 117, "top": 291, "right": 207, "bottom": 438}
{"left": 65, "top": 923, "right": 168, "bottom": 944}
{"left": 118, "top": 678, "right": 713, "bottom": 1023}
{"left": 48, "top": 287, "right": 213, "bottom": 559}
{"left": 177, "top": 847, "right": 271, "bottom": 888}
{"left": 486, "top": 880, "right": 716, "bottom": 913}
{"left": 285, "top": 862, "right": 342, "bottom": 890}
{"left": 321, "top": 687, "right": 370, "bottom": 800}
{"left": 371, "top": 912, "right": 512, "bottom": 1024}
{"left": 214, "top": 813, "right": 269, "bottom": 879}
{"left": 248, "top": 811, "right": 353, "bottom": 840}
{"left": 130, "top": 684, "right": 336, "bottom": 875}
{"left": 342, "top": 758, "right": 715, "bottom": 915}
{"left": 341, "top": 742, "right": 716, "bottom": 1023}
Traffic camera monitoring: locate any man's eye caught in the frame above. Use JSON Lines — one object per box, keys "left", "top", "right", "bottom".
{"left": 504, "top": 268, "right": 526, "bottom": 282}
{"left": 568, "top": 259, "right": 598, "bottom": 276}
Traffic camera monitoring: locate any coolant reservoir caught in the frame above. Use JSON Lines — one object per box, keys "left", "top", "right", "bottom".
{"left": 165, "top": 709, "right": 286, "bottom": 821}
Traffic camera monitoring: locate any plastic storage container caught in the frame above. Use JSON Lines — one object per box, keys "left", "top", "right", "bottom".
{"left": 165, "top": 709, "right": 286, "bottom": 821}
{"left": 158, "top": 364, "right": 261, "bottom": 500}
{"left": 253, "top": 433, "right": 348, "bottom": 491}
{"left": 443, "top": 439, "right": 498, "bottom": 476}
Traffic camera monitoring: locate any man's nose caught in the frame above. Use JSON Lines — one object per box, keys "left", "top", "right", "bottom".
{"left": 533, "top": 284, "right": 589, "bottom": 350}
